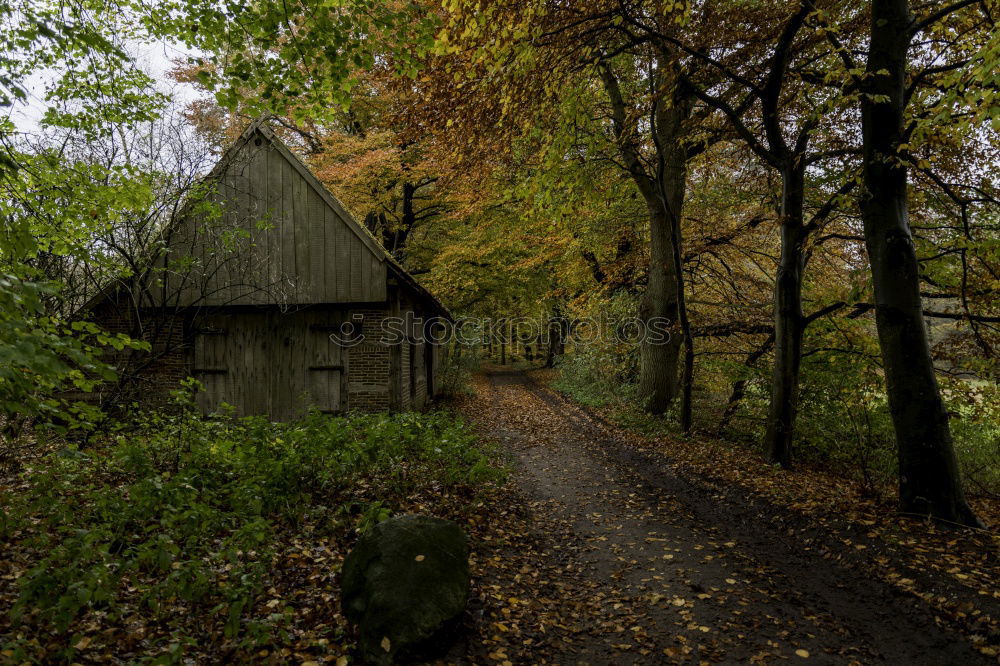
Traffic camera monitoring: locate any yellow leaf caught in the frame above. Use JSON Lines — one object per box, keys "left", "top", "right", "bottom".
{"left": 795, "top": 648, "right": 811, "bottom": 658}
{"left": 381, "top": 637, "right": 391, "bottom": 653}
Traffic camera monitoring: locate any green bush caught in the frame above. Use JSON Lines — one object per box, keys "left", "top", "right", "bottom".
{"left": 0, "top": 385, "right": 503, "bottom": 655}
{"left": 794, "top": 349, "right": 897, "bottom": 492}
{"left": 0, "top": 275, "right": 146, "bottom": 452}
{"left": 437, "top": 341, "right": 481, "bottom": 397}
{"left": 946, "top": 379, "right": 1000, "bottom": 496}
{"left": 551, "top": 293, "right": 640, "bottom": 407}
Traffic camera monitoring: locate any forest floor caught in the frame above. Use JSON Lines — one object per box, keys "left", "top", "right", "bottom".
{"left": 450, "top": 368, "right": 1000, "bottom": 665}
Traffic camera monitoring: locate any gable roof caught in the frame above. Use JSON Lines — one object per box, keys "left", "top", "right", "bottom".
{"left": 241, "top": 119, "right": 451, "bottom": 318}
{"left": 222, "top": 117, "right": 386, "bottom": 259}
{"left": 81, "top": 117, "right": 450, "bottom": 319}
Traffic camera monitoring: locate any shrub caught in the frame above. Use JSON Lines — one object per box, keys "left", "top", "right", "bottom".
{"left": 0, "top": 388, "right": 503, "bottom": 657}
{"left": 437, "top": 341, "right": 481, "bottom": 397}
{"left": 551, "top": 293, "right": 640, "bottom": 407}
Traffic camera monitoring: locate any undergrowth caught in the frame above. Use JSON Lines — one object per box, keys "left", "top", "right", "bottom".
{"left": 552, "top": 351, "right": 1000, "bottom": 499}
{"left": 0, "top": 384, "right": 504, "bottom": 662}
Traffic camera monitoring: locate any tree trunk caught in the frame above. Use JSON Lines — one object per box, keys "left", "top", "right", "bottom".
{"left": 719, "top": 333, "right": 775, "bottom": 433}
{"left": 500, "top": 318, "right": 507, "bottom": 365}
{"left": 600, "top": 61, "right": 685, "bottom": 416}
{"left": 394, "top": 181, "right": 416, "bottom": 260}
{"left": 764, "top": 163, "right": 806, "bottom": 467}
{"left": 861, "top": 0, "right": 980, "bottom": 526}
{"left": 660, "top": 117, "right": 694, "bottom": 432}
{"left": 544, "top": 308, "right": 566, "bottom": 368}
{"left": 637, "top": 207, "right": 684, "bottom": 414}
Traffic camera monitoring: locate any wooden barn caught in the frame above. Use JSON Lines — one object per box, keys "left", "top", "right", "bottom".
{"left": 85, "top": 118, "right": 450, "bottom": 419}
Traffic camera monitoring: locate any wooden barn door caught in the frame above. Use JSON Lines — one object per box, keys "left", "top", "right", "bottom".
{"left": 305, "top": 311, "right": 347, "bottom": 414}
{"left": 192, "top": 321, "right": 230, "bottom": 414}
{"left": 193, "top": 311, "right": 347, "bottom": 419}
{"left": 193, "top": 313, "right": 274, "bottom": 416}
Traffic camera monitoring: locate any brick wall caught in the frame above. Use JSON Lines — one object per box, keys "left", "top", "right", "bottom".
{"left": 347, "top": 308, "right": 391, "bottom": 411}
{"left": 84, "top": 295, "right": 192, "bottom": 410}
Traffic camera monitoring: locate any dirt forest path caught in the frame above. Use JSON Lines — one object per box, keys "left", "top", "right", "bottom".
{"left": 457, "top": 369, "right": 988, "bottom": 665}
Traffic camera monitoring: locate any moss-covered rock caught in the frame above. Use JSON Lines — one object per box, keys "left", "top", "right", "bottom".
{"left": 341, "top": 514, "right": 470, "bottom": 664}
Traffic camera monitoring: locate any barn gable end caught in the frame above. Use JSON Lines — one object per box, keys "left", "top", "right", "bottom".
{"left": 160, "top": 119, "right": 387, "bottom": 307}
{"left": 83, "top": 118, "right": 449, "bottom": 420}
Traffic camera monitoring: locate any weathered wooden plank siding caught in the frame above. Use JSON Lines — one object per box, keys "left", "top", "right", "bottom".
{"left": 192, "top": 309, "right": 354, "bottom": 420}
{"left": 161, "top": 129, "right": 386, "bottom": 307}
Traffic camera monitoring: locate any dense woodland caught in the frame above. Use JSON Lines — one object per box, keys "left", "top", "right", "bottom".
{"left": 2, "top": 0, "right": 1000, "bottom": 662}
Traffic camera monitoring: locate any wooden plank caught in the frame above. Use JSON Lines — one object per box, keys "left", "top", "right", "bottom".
{"left": 331, "top": 369, "right": 341, "bottom": 412}
{"left": 242, "top": 314, "right": 256, "bottom": 416}
{"left": 216, "top": 170, "right": 235, "bottom": 306}
{"left": 221, "top": 314, "right": 235, "bottom": 409}
{"left": 335, "top": 209, "right": 351, "bottom": 301}
{"left": 338, "top": 310, "right": 349, "bottom": 410}
{"left": 279, "top": 156, "right": 296, "bottom": 295}
{"left": 308, "top": 187, "right": 326, "bottom": 304}
{"left": 223, "top": 148, "right": 249, "bottom": 305}
{"left": 349, "top": 222, "right": 362, "bottom": 301}
{"left": 372, "top": 254, "right": 385, "bottom": 301}
{"left": 292, "top": 159, "right": 309, "bottom": 302}
{"left": 265, "top": 145, "right": 281, "bottom": 303}
{"left": 265, "top": 313, "right": 276, "bottom": 417}
{"left": 276, "top": 311, "right": 292, "bottom": 420}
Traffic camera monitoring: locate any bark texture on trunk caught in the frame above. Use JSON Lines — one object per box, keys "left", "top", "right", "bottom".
{"left": 764, "top": 164, "right": 806, "bottom": 467}
{"left": 638, "top": 206, "right": 684, "bottom": 414}
{"left": 862, "top": 0, "right": 980, "bottom": 526}
{"left": 600, "top": 60, "right": 690, "bottom": 416}
{"left": 655, "top": 85, "right": 695, "bottom": 426}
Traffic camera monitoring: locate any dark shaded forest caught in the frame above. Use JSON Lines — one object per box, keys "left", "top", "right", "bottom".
{"left": 2, "top": 0, "right": 1000, "bottom": 662}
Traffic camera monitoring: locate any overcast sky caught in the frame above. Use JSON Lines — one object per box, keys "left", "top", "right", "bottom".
{"left": 8, "top": 37, "right": 203, "bottom": 135}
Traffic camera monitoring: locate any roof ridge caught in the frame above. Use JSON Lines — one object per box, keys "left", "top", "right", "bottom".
{"left": 252, "top": 119, "right": 452, "bottom": 319}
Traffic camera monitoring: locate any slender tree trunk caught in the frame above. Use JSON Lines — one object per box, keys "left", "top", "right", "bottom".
{"left": 545, "top": 307, "right": 566, "bottom": 368}
{"left": 500, "top": 318, "right": 507, "bottom": 365}
{"left": 487, "top": 319, "right": 494, "bottom": 358}
{"left": 764, "top": 163, "right": 806, "bottom": 467}
{"left": 719, "top": 333, "right": 775, "bottom": 433}
{"left": 861, "top": 0, "right": 980, "bottom": 526}
{"left": 657, "top": 90, "right": 694, "bottom": 431}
